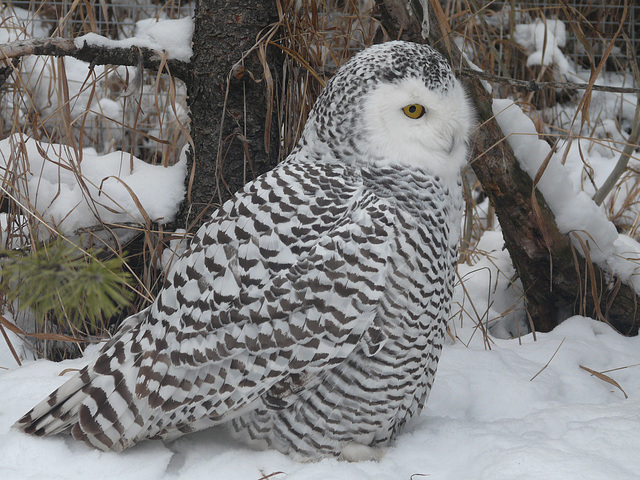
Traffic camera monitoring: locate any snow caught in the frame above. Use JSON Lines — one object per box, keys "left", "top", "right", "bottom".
{"left": 492, "top": 99, "right": 640, "bottom": 293}
{"left": 1, "top": 309, "right": 640, "bottom": 479}
{"left": 514, "top": 19, "right": 571, "bottom": 75}
{"left": 75, "top": 17, "right": 194, "bottom": 62}
{"left": 1, "top": 6, "right": 190, "bottom": 162}
{"left": 546, "top": 70, "right": 637, "bottom": 142}
{"left": 0, "top": 135, "right": 187, "bottom": 236}
{"left": 16, "top": 56, "right": 131, "bottom": 145}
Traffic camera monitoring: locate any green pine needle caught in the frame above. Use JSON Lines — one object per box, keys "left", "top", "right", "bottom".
{"left": 0, "top": 238, "right": 133, "bottom": 332}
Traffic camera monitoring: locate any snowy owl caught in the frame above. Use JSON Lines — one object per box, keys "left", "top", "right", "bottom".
{"left": 15, "top": 41, "right": 473, "bottom": 461}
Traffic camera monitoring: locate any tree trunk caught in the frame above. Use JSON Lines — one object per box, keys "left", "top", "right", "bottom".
{"left": 179, "top": 0, "right": 281, "bottom": 228}
{"left": 376, "top": 0, "right": 640, "bottom": 335}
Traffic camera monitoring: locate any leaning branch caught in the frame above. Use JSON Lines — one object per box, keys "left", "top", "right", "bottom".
{"left": 592, "top": 59, "right": 640, "bottom": 205}
{"left": 0, "top": 37, "right": 191, "bottom": 82}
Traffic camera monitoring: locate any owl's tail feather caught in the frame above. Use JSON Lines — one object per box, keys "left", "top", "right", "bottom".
{"left": 14, "top": 352, "right": 147, "bottom": 452}
{"left": 14, "top": 316, "right": 150, "bottom": 452}
{"left": 15, "top": 366, "right": 95, "bottom": 436}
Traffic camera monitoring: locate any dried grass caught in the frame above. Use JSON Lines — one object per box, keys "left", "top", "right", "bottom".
{"left": 275, "top": 0, "right": 380, "bottom": 158}
{"left": 0, "top": 1, "right": 189, "bottom": 359}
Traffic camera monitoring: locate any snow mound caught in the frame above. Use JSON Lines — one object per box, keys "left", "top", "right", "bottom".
{"left": 0, "top": 135, "right": 187, "bottom": 236}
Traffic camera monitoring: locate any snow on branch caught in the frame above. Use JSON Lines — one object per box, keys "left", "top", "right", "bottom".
{"left": 0, "top": 16, "right": 193, "bottom": 82}
{"left": 493, "top": 99, "right": 640, "bottom": 294}
{"left": 0, "top": 36, "right": 190, "bottom": 82}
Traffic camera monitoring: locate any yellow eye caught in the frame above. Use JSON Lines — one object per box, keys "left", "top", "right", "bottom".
{"left": 402, "top": 104, "right": 425, "bottom": 119}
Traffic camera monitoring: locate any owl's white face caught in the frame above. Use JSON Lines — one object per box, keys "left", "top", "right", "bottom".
{"left": 362, "top": 77, "right": 473, "bottom": 180}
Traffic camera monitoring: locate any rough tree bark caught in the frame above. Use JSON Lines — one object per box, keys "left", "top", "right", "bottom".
{"left": 376, "top": 0, "right": 640, "bottom": 335}
{"left": 179, "top": 0, "right": 282, "bottom": 228}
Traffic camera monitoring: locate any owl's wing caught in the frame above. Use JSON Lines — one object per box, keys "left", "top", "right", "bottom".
{"left": 134, "top": 161, "right": 396, "bottom": 415}
{"left": 15, "top": 161, "right": 397, "bottom": 451}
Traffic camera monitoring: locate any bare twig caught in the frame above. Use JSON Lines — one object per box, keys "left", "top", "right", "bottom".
{"left": 530, "top": 337, "right": 565, "bottom": 381}
{"left": 592, "top": 100, "right": 640, "bottom": 205}
{"left": 0, "top": 312, "right": 88, "bottom": 343}
{"left": 592, "top": 55, "right": 640, "bottom": 206}
{"left": 458, "top": 68, "right": 640, "bottom": 95}
{"left": 0, "top": 57, "right": 19, "bottom": 88}
{"left": 0, "top": 37, "right": 191, "bottom": 81}
{"left": 0, "top": 321, "right": 22, "bottom": 366}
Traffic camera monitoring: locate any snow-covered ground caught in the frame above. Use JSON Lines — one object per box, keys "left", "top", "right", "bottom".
{"left": 1, "top": 7, "right": 640, "bottom": 480}
{"left": 2, "top": 310, "right": 639, "bottom": 479}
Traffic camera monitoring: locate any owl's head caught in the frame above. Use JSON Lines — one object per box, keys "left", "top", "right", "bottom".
{"left": 305, "top": 41, "right": 474, "bottom": 181}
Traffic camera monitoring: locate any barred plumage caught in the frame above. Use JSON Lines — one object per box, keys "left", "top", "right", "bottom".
{"left": 14, "top": 41, "right": 473, "bottom": 461}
